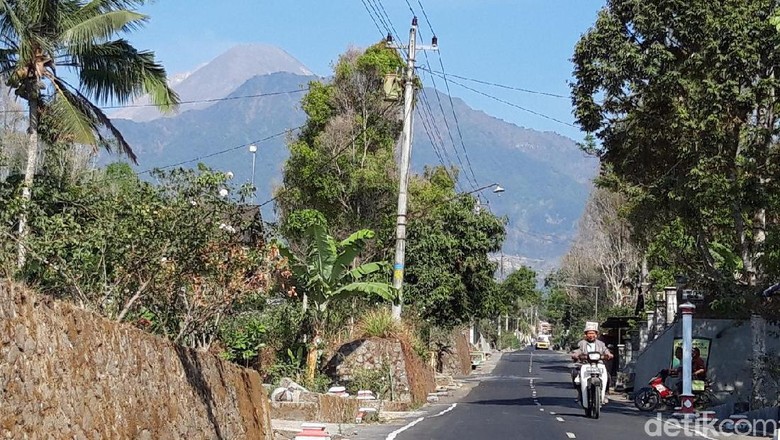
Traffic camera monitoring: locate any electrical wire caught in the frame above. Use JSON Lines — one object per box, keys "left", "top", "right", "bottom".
{"left": 419, "top": 67, "right": 568, "bottom": 99}
{"left": 138, "top": 126, "right": 304, "bottom": 174}
{"left": 427, "top": 70, "right": 578, "bottom": 128}
{"left": 359, "top": 0, "right": 385, "bottom": 36}
{"left": 0, "top": 88, "right": 311, "bottom": 114}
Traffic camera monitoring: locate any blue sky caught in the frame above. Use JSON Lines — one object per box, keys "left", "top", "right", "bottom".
{"left": 128, "top": 0, "right": 605, "bottom": 142}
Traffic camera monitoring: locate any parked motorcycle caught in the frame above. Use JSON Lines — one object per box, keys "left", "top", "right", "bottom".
{"left": 633, "top": 369, "right": 716, "bottom": 412}
{"left": 575, "top": 351, "right": 608, "bottom": 418}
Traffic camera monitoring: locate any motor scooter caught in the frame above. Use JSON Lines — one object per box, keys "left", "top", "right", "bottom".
{"left": 633, "top": 369, "right": 715, "bottom": 412}
{"left": 574, "top": 351, "right": 608, "bottom": 418}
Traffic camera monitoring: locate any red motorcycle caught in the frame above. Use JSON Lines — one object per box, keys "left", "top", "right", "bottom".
{"left": 633, "top": 369, "right": 715, "bottom": 411}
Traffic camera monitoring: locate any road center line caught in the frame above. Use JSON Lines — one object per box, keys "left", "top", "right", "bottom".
{"left": 566, "top": 433, "right": 576, "bottom": 439}
{"left": 556, "top": 417, "right": 565, "bottom": 422}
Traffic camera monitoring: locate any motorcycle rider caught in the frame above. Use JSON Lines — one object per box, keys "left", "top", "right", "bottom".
{"left": 570, "top": 321, "right": 613, "bottom": 404}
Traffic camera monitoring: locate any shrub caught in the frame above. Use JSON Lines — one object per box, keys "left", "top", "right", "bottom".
{"left": 499, "top": 332, "right": 520, "bottom": 350}
{"left": 219, "top": 313, "right": 267, "bottom": 367}
{"left": 346, "top": 362, "right": 392, "bottom": 399}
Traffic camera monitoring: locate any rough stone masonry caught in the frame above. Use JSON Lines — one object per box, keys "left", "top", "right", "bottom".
{"left": 0, "top": 282, "right": 273, "bottom": 439}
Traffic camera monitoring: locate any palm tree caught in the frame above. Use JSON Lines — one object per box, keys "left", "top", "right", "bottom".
{"left": 0, "top": 0, "right": 179, "bottom": 267}
{"left": 278, "top": 224, "right": 395, "bottom": 382}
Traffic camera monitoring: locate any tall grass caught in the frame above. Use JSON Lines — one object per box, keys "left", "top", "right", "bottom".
{"left": 357, "top": 307, "right": 402, "bottom": 338}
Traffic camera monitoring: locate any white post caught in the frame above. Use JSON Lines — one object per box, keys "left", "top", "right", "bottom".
{"left": 390, "top": 18, "right": 418, "bottom": 320}
{"left": 679, "top": 302, "right": 696, "bottom": 416}
{"left": 249, "top": 144, "right": 257, "bottom": 203}
{"left": 665, "top": 287, "right": 678, "bottom": 324}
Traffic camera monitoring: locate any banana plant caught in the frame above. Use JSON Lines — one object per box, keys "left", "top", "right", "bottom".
{"left": 277, "top": 224, "right": 395, "bottom": 382}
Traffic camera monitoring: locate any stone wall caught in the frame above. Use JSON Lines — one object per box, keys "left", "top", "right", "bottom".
{"left": 0, "top": 282, "right": 273, "bottom": 439}
{"left": 439, "top": 329, "right": 473, "bottom": 377}
{"left": 324, "top": 337, "right": 435, "bottom": 406}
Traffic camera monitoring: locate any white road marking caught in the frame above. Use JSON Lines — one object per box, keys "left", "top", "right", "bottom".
{"left": 566, "top": 433, "right": 576, "bottom": 439}
{"left": 429, "top": 403, "right": 457, "bottom": 418}
{"left": 386, "top": 417, "right": 425, "bottom": 440}
{"left": 539, "top": 408, "right": 545, "bottom": 411}
{"left": 549, "top": 411, "right": 556, "bottom": 415}
{"left": 385, "top": 404, "right": 458, "bottom": 439}
{"left": 556, "top": 417, "right": 565, "bottom": 422}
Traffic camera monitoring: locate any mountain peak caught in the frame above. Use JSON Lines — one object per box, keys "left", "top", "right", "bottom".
{"left": 111, "top": 43, "right": 313, "bottom": 122}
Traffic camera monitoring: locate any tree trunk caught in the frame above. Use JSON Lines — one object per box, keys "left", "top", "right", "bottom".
{"left": 17, "top": 96, "right": 40, "bottom": 269}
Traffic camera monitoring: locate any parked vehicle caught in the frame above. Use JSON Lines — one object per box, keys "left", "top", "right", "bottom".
{"left": 633, "top": 369, "right": 716, "bottom": 412}
{"left": 576, "top": 351, "right": 608, "bottom": 418}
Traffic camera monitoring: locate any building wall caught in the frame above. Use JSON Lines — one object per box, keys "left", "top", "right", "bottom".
{"left": 0, "top": 283, "right": 273, "bottom": 439}
{"left": 633, "top": 318, "right": 780, "bottom": 405}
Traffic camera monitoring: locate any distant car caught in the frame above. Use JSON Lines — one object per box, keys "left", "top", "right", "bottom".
{"left": 535, "top": 340, "right": 550, "bottom": 350}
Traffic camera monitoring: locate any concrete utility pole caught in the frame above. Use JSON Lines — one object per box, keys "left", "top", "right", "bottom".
{"left": 678, "top": 302, "right": 696, "bottom": 417}
{"left": 390, "top": 17, "right": 437, "bottom": 320}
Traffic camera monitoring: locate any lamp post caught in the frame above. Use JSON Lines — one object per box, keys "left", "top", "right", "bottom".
{"left": 249, "top": 144, "right": 257, "bottom": 203}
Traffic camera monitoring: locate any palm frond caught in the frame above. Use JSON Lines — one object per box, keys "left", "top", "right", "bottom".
{"left": 49, "top": 75, "right": 137, "bottom": 162}
{"left": 74, "top": 39, "right": 178, "bottom": 110}
{"left": 62, "top": 10, "right": 147, "bottom": 47}
{"left": 45, "top": 81, "right": 98, "bottom": 146}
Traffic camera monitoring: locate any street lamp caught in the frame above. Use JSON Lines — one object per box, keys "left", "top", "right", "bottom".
{"left": 249, "top": 144, "right": 257, "bottom": 203}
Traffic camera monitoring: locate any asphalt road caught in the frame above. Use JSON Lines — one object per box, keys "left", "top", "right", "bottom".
{"left": 389, "top": 348, "right": 716, "bottom": 440}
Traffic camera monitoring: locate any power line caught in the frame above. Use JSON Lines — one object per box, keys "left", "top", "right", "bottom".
{"left": 359, "top": 0, "right": 385, "bottom": 35}
{"left": 419, "top": 67, "right": 568, "bottom": 99}
{"left": 138, "top": 126, "right": 304, "bottom": 175}
{"left": 0, "top": 88, "right": 311, "bottom": 114}
{"left": 402, "top": 2, "right": 481, "bottom": 189}
{"left": 416, "top": 0, "right": 436, "bottom": 35}
{"left": 104, "top": 88, "right": 310, "bottom": 109}
{"left": 427, "top": 70, "right": 578, "bottom": 128}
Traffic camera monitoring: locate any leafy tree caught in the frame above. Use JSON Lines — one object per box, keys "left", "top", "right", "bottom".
{"left": 277, "top": 223, "right": 395, "bottom": 381}
{"left": 1, "top": 163, "right": 272, "bottom": 348}
{"left": 495, "top": 266, "right": 542, "bottom": 315}
{"left": 403, "top": 166, "right": 507, "bottom": 329}
{"left": 0, "top": 0, "right": 179, "bottom": 267}
{"left": 571, "top": 0, "right": 780, "bottom": 313}
{"left": 276, "top": 43, "right": 404, "bottom": 260}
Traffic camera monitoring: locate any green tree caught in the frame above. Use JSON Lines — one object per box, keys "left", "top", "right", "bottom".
{"left": 1, "top": 163, "right": 271, "bottom": 348}
{"left": 0, "top": 0, "right": 178, "bottom": 267}
{"left": 571, "top": 0, "right": 780, "bottom": 312}
{"left": 276, "top": 43, "right": 404, "bottom": 260}
{"left": 404, "top": 166, "right": 507, "bottom": 329}
{"left": 277, "top": 223, "right": 395, "bottom": 381}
